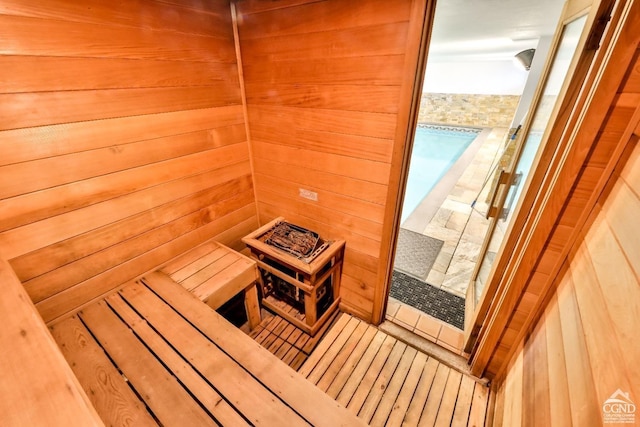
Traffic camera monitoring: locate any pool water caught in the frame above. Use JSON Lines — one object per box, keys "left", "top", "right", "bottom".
{"left": 401, "top": 126, "right": 479, "bottom": 223}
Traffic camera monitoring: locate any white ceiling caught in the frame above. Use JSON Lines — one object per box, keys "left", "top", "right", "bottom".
{"left": 429, "top": 0, "right": 566, "bottom": 61}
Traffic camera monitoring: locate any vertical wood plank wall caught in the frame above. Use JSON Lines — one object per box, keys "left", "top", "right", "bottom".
{"left": 0, "top": 0, "right": 258, "bottom": 323}
{"left": 236, "top": 0, "right": 415, "bottom": 320}
{"left": 480, "top": 38, "right": 640, "bottom": 378}
{"left": 492, "top": 137, "right": 640, "bottom": 426}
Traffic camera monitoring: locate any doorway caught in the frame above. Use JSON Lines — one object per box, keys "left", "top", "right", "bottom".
{"left": 384, "top": 0, "right": 575, "bottom": 350}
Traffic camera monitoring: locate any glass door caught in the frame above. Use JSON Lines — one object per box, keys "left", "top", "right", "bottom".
{"left": 464, "top": 0, "right": 600, "bottom": 348}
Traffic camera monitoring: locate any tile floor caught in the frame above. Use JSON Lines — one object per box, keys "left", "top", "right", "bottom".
{"left": 386, "top": 127, "right": 509, "bottom": 351}
{"left": 386, "top": 297, "right": 467, "bottom": 356}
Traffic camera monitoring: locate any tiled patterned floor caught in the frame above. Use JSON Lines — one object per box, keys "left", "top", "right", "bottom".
{"left": 390, "top": 270, "right": 464, "bottom": 329}
{"left": 386, "top": 297, "right": 466, "bottom": 356}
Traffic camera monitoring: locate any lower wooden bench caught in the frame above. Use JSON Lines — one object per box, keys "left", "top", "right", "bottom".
{"left": 159, "top": 240, "right": 261, "bottom": 330}
{"left": 50, "top": 272, "right": 366, "bottom": 427}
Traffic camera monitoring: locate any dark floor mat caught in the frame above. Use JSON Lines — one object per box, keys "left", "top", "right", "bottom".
{"left": 394, "top": 228, "right": 444, "bottom": 281}
{"left": 390, "top": 270, "right": 465, "bottom": 330}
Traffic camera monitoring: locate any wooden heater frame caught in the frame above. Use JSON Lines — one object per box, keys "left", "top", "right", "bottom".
{"left": 242, "top": 218, "right": 345, "bottom": 336}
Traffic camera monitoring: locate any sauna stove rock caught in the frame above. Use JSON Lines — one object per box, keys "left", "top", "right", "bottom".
{"left": 242, "top": 217, "right": 345, "bottom": 336}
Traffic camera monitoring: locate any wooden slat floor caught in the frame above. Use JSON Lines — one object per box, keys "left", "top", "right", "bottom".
{"left": 249, "top": 311, "right": 491, "bottom": 426}
{"left": 247, "top": 307, "right": 340, "bottom": 370}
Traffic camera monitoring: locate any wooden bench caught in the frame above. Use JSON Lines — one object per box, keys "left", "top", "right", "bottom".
{"left": 159, "top": 239, "right": 261, "bottom": 330}
{"left": 0, "top": 256, "right": 103, "bottom": 426}
{"left": 1, "top": 240, "right": 366, "bottom": 426}
{"left": 49, "top": 273, "right": 365, "bottom": 426}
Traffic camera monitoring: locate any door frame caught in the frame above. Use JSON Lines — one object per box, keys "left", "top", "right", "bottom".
{"left": 466, "top": 0, "right": 638, "bottom": 377}
{"left": 463, "top": 0, "right": 603, "bottom": 352}
{"left": 371, "top": 0, "right": 437, "bottom": 324}
{"left": 374, "top": 0, "right": 637, "bottom": 380}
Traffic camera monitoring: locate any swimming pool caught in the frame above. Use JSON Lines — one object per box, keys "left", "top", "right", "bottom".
{"left": 401, "top": 126, "right": 479, "bottom": 223}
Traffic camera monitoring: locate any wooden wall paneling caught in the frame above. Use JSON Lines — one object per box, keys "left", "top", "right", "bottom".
{"left": 603, "top": 144, "right": 640, "bottom": 274}
{"left": 491, "top": 383, "right": 505, "bottom": 427}
{"left": 543, "top": 294, "right": 572, "bottom": 427}
{"left": 242, "top": 55, "right": 406, "bottom": 85}
{"left": 250, "top": 125, "right": 394, "bottom": 163}
{"left": 236, "top": 0, "right": 429, "bottom": 320}
{"left": 0, "top": 0, "right": 234, "bottom": 38}
{"left": 492, "top": 142, "right": 640, "bottom": 426}
{"left": 530, "top": 322, "right": 551, "bottom": 425}
{"left": 240, "top": 24, "right": 409, "bottom": 63}
{"left": 499, "top": 342, "right": 523, "bottom": 426}
{"left": 209, "top": 214, "right": 260, "bottom": 253}
{"left": 252, "top": 158, "right": 388, "bottom": 206}
{"left": 245, "top": 83, "right": 400, "bottom": 114}
{"left": 556, "top": 275, "right": 600, "bottom": 426}
{"left": 251, "top": 141, "right": 391, "bottom": 185}
{"left": 0, "top": 146, "right": 248, "bottom": 235}
{"left": 39, "top": 203, "right": 257, "bottom": 323}
{"left": 584, "top": 210, "right": 640, "bottom": 398}
{"left": 12, "top": 168, "right": 251, "bottom": 280}
{"left": 0, "top": 1, "right": 256, "bottom": 321}
{"left": 248, "top": 105, "right": 397, "bottom": 140}
{"left": 0, "top": 129, "right": 245, "bottom": 200}
{"left": 237, "top": 0, "right": 411, "bottom": 39}
{"left": 0, "top": 15, "right": 235, "bottom": 62}
{"left": 252, "top": 171, "right": 385, "bottom": 226}
{"left": 255, "top": 188, "right": 383, "bottom": 241}
{"left": 155, "top": 0, "right": 232, "bottom": 14}
{"left": 0, "top": 106, "right": 244, "bottom": 166}
{"left": 22, "top": 181, "right": 255, "bottom": 303}
{"left": 0, "top": 145, "right": 250, "bottom": 260}
{"left": 1, "top": 56, "right": 238, "bottom": 94}
{"left": 1, "top": 85, "right": 240, "bottom": 130}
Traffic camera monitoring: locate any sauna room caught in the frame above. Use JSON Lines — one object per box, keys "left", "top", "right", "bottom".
{"left": 0, "top": 0, "right": 638, "bottom": 426}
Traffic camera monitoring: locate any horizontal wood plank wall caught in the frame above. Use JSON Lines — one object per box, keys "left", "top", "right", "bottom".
{"left": 0, "top": 0, "right": 258, "bottom": 323}
{"left": 480, "top": 36, "right": 640, "bottom": 378}
{"left": 492, "top": 139, "right": 640, "bottom": 426}
{"left": 236, "top": 0, "right": 414, "bottom": 321}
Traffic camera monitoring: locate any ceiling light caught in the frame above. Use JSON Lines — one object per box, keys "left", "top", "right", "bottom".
{"left": 514, "top": 48, "right": 536, "bottom": 70}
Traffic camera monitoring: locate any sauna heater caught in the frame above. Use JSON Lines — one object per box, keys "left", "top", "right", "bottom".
{"left": 242, "top": 218, "right": 345, "bottom": 335}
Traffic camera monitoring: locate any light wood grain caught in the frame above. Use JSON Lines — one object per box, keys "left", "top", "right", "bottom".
{"left": 1, "top": 85, "right": 240, "bottom": 131}
{"left": 0, "top": 130, "right": 244, "bottom": 200}
{"left": 1, "top": 56, "right": 238, "bottom": 94}
{"left": 50, "top": 315, "right": 157, "bottom": 427}
{"left": 0, "top": 0, "right": 256, "bottom": 322}
{"left": 36, "top": 204, "right": 256, "bottom": 322}
{"left": 104, "top": 293, "right": 250, "bottom": 426}
{"left": 0, "top": 14, "right": 236, "bottom": 61}
{"left": 243, "top": 55, "right": 406, "bottom": 85}
{"left": 0, "top": 257, "right": 103, "bottom": 427}
{"left": 142, "top": 273, "right": 367, "bottom": 426}
{"left": 493, "top": 140, "right": 640, "bottom": 425}
{"left": 0, "top": 0, "right": 233, "bottom": 38}
{"left": 0, "top": 105, "right": 244, "bottom": 166}
{"left": 118, "top": 282, "right": 306, "bottom": 426}
{"left": 238, "top": 0, "right": 410, "bottom": 40}
{"left": 12, "top": 167, "right": 251, "bottom": 283}
{"left": 79, "top": 300, "right": 215, "bottom": 425}
{"left": 245, "top": 83, "right": 400, "bottom": 113}
{"left": 1, "top": 150, "right": 250, "bottom": 261}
